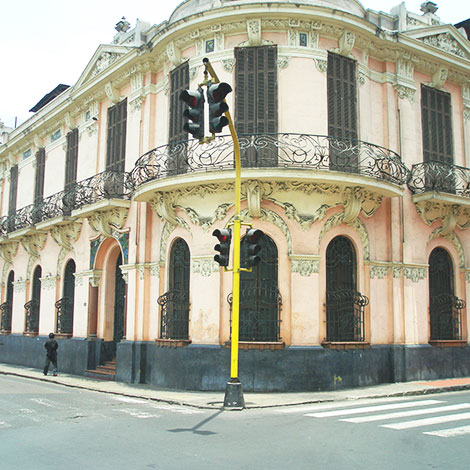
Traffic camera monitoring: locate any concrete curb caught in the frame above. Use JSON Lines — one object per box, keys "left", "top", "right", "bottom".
{"left": 2, "top": 364, "right": 470, "bottom": 409}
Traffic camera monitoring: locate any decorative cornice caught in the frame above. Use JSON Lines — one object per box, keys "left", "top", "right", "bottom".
{"left": 74, "top": 269, "right": 103, "bottom": 287}
{"left": 13, "top": 279, "right": 27, "bottom": 293}
{"left": 0, "top": 242, "right": 19, "bottom": 264}
{"left": 20, "top": 232, "right": 47, "bottom": 258}
{"left": 415, "top": 200, "right": 470, "bottom": 234}
{"left": 40, "top": 274, "right": 58, "bottom": 290}
{"left": 49, "top": 222, "right": 81, "bottom": 251}
{"left": 369, "top": 263, "right": 391, "bottom": 279}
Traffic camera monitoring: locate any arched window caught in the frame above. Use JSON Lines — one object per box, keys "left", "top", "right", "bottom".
{"left": 0, "top": 271, "right": 14, "bottom": 333}
{"left": 429, "top": 248, "right": 463, "bottom": 340}
{"left": 25, "top": 266, "right": 41, "bottom": 334}
{"left": 326, "top": 236, "right": 366, "bottom": 342}
{"left": 114, "top": 252, "right": 126, "bottom": 342}
{"left": 237, "top": 234, "right": 281, "bottom": 342}
{"left": 158, "top": 238, "right": 190, "bottom": 340}
{"left": 56, "top": 260, "right": 76, "bottom": 336}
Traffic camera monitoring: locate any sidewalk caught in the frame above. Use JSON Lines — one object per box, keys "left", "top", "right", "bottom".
{"left": 1, "top": 362, "right": 470, "bottom": 409}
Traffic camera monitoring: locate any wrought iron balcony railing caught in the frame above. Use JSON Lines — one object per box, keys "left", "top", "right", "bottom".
{"left": 430, "top": 294, "right": 465, "bottom": 341}
{"left": 0, "top": 300, "right": 12, "bottom": 333}
{"left": 0, "top": 170, "right": 133, "bottom": 236}
{"left": 55, "top": 296, "right": 74, "bottom": 336}
{"left": 157, "top": 289, "right": 190, "bottom": 340}
{"left": 130, "top": 134, "right": 409, "bottom": 188}
{"left": 24, "top": 299, "right": 40, "bottom": 335}
{"left": 228, "top": 287, "right": 282, "bottom": 342}
{"left": 326, "top": 290, "right": 369, "bottom": 342}
{"left": 407, "top": 161, "right": 470, "bottom": 196}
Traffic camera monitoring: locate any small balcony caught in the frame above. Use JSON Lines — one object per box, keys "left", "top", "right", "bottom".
{"left": 407, "top": 161, "right": 470, "bottom": 203}
{"left": 131, "top": 134, "right": 409, "bottom": 201}
{"left": 24, "top": 299, "right": 39, "bottom": 336}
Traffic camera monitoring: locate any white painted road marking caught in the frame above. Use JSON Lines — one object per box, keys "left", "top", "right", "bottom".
{"left": 424, "top": 425, "right": 470, "bottom": 437}
{"left": 342, "top": 403, "right": 470, "bottom": 423}
{"left": 382, "top": 412, "right": 470, "bottom": 430}
{"left": 305, "top": 399, "right": 444, "bottom": 418}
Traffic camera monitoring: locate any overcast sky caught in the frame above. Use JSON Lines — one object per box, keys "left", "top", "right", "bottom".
{"left": 1, "top": 0, "right": 468, "bottom": 129}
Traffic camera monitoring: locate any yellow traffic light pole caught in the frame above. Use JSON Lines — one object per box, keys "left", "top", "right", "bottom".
{"left": 202, "top": 58, "right": 245, "bottom": 408}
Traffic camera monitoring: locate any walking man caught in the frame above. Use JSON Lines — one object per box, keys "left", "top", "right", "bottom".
{"left": 43, "top": 332, "right": 58, "bottom": 376}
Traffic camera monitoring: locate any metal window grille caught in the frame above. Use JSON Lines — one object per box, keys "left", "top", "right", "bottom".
{"left": 157, "top": 290, "right": 190, "bottom": 340}
{"left": 55, "top": 297, "right": 74, "bottom": 335}
{"left": 0, "top": 300, "right": 12, "bottom": 332}
{"left": 24, "top": 299, "right": 40, "bottom": 334}
{"left": 430, "top": 294, "right": 465, "bottom": 341}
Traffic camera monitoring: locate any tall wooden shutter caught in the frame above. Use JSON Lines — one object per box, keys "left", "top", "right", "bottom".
{"left": 421, "top": 85, "right": 453, "bottom": 164}
{"left": 235, "top": 46, "right": 278, "bottom": 135}
{"left": 65, "top": 128, "right": 79, "bottom": 189}
{"left": 8, "top": 165, "right": 18, "bottom": 215}
{"left": 34, "top": 148, "right": 46, "bottom": 203}
{"left": 169, "top": 62, "right": 190, "bottom": 146}
{"left": 327, "top": 52, "right": 357, "bottom": 141}
{"left": 106, "top": 99, "right": 127, "bottom": 172}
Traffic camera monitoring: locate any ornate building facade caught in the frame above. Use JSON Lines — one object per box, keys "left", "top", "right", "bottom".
{"left": 1, "top": 0, "right": 470, "bottom": 391}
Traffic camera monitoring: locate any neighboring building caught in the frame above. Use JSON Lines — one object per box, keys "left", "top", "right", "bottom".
{"left": 1, "top": 1, "right": 470, "bottom": 392}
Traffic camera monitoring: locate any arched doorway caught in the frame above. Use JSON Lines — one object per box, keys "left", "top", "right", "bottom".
{"left": 113, "top": 252, "right": 126, "bottom": 342}
{"left": 238, "top": 234, "right": 281, "bottom": 342}
{"left": 158, "top": 238, "right": 190, "bottom": 340}
{"left": 429, "top": 247, "right": 463, "bottom": 340}
{"left": 325, "top": 236, "right": 363, "bottom": 342}
{"left": 0, "top": 271, "right": 14, "bottom": 332}
{"left": 56, "top": 259, "right": 75, "bottom": 335}
{"left": 25, "top": 266, "right": 41, "bottom": 334}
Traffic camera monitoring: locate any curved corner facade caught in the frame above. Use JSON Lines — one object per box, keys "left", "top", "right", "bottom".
{"left": 1, "top": 1, "right": 470, "bottom": 391}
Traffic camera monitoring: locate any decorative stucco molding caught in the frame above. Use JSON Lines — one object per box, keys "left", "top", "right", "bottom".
{"left": 13, "top": 279, "right": 27, "bottom": 293}
{"left": 192, "top": 257, "right": 220, "bottom": 276}
{"left": 415, "top": 201, "right": 470, "bottom": 235}
{"left": 21, "top": 232, "right": 47, "bottom": 259}
{"left": 49, "top": 222, "right": 81, "bottom": 251}
{"left": 166, "top": 41, "right": 182, "bottom": 68}
{"left": 429, "top": 228, "right": 466, "bottom": 269}
{"left": 0, "top": 242, "right": 19, "bottom": 264}
{"left": 104, "top": 82, "right": 120, "bottom": 104}
{"left": 88, "top": 208, "right": 128, "bottom": 238}
{"left": 315, "top": 58, "right": 328, "bottom": 73}
{"left": 290, "top": 255, "right": 320, "bottom": 277}
{"left": 222, "top": 58, "right": 235, "bottom": 72}
{"left": 369, "top": 263, "right": 391, "bottom": 279}
{"left": 40, "top": 274, "right": 58, "bottom": 290}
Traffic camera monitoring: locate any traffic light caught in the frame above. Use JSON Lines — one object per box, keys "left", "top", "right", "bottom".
{"left": 207, "top": 81, "right": 232, "bottom": 134}
{"left": 180, "top": 87, "right": 205, "bottom": 140}
{"left": 213, "top": 228, "right": 232, "bottom": 267}
{"left": 244, "top": 229, "right": 264, "bottom": 267}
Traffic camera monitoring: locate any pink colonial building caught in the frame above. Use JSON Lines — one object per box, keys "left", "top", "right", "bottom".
{"left": 1, "top": 0, "right": 470, "bottom": 391}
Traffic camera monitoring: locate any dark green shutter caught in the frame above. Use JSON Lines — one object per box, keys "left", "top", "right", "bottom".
{"left": 8, "top": 165, "right": 18, "bottom": 215}
{"left": 235, "top": 46, "right": 278, "bottom": 135}
{"left": 327, "top": 52, "right": 357, "bottom": 141}
{"left": 169, "top": 62, "right": 190, "bottom": 146}
{"left": 421, "top": 85, "right": 453, "bottom": 164}
{"left": 106, "top": 99, "right": 127, "bottom": 172}
{"left": 65, "top": 128, "right": 79, "bottom": 189}
{"left": 34, "top": 148, "right": 46, "bottom": 204}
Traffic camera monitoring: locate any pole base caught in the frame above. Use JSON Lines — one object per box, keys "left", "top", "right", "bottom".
{"left": 223, "top": 379, "right": 245, "bottom": 410}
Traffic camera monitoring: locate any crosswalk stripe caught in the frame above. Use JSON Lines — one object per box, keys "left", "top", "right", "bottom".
{"left": 305, "top": 399, "right": 443, "bottom": 418}
{"left": 382, "top": 412, "right": 470, "bottom": 430}
{"left": 279, "top": 396, "right": 427, "bottom": 414}
{"left": 341, "top": 403, "right": 470, "bottom": 423}
{"left": 423, "top": 425, "right": 470, "bottom": 437}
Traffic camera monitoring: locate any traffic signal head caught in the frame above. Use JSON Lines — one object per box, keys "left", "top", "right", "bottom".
{"left": 245, "top": 229, "right": 264, "bottom": 267}
{"left": 207, "top": 81, "right": 232, "bottom": 134}
{"left": 212, "top": 228, "right": 232, "bottom": 267}
{"left": 180, "top": 87, "right": 205, "bottom": 140}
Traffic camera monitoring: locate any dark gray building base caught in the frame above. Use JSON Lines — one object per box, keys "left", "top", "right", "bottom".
{"left": 1, "top": 335, "right": 469, "bottom": 392}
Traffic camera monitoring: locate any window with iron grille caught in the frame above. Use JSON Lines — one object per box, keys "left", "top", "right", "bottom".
{"left": 326, "top": 236, "right": 367, "bottom": 342}
{"left": 421, "top": 85, "right": 453, "bottom": 164}
{"left": 8, "top": 165, "right": 18, "bottom": 216}
{"left": 234, "top": 234, "right": 281, "bottom": 342}
{"left": 106, "top": 99, "right": 127, "bottom": 172}
{"left": 65, "top": 128, "right": 79, "bottom": 190}
{"left": 158, "top": 238, "right": 190, "bottom": 340}
{"left": 34, "top": 148, "right": 46, "bottom": 204}
{"left": 235, "top": 46, "right": 278, "bottom": 136}
{"left": 327, "top": 52, "right": 357, "bottom": 142}
{"left": 428, "top": 247, "right": 464, "bottom": 341}
{"left": 169, "top": 61, "right": 190, "bottom": 147}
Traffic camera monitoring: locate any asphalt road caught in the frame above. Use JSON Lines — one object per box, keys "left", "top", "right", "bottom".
{"left": 1, "top": 375, "right": 469, "bottom": 469}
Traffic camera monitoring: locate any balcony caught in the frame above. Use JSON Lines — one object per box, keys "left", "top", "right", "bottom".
{"left": 408, "top": 161, "right": 470, "bottom": 202}
{"left": 131, "top": 134, "right": 409, "bottom": 201}
{"left": 0, "top": 170, "right": 133, "bottom": 238}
